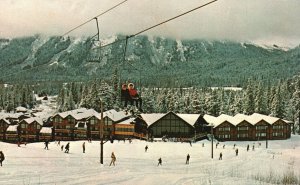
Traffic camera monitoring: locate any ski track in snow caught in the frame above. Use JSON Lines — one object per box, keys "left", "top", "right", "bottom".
{"left": 0, "top": 136, "right": 300, "bottom": 185}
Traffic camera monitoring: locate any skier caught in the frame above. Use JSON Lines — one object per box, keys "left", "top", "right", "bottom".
{"left": 65, "top": 142, "right": 70, "bottom": 153}
{"left": 121, "top": 83, "right": 132, "bottom": 108}
{"left": 58, "top": 140, "right": 60, "bottom": 146}
{"left": 82, "top": 142, "right": 85, "bottom": 153}
{"left": 233, "top": 144, "right": 236, "bottom": 149}
{"left": 158, "top": 157, "right": 162, "bottom": 166}
{"left": 189, "top": 140, "right": 192, "bottom": 147}
{"left": 186, "top": 154, "right": 190, "bottom": 164}
{"left": 109, "top": 152, "right": 116, "bottom": 166}
{"left": 0, "top": 151, "right": 5, "bottom": 167}
{"left": 145, "top": 145, "right": 148, "bottom": 152}
{"left": 44, "top": 140, "right": 49, "bottom": 150}
{"left": 247, "top": 144, "right": 249, "bottom": 151}
{"left": 235, "top": 148, "right": 239, "bottom": 156}
{"left": 202, "top": 143, "right": 204, "bottom": 147}
{"left": 223, "top": 144, "right": 225, "bottom": 149}
{"left": 61, "top": 145, "right": 64, "bottom": 151}
{"left": 128, "top": 83, "right": 143, "bottom": 111}
{"left": 219, "top": 152, "right": 222, "bottom": 160}
{"left": 252, "top": 145, "right": 255, "bottom": 151}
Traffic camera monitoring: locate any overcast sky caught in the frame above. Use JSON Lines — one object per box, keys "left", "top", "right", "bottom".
{"left": 0, "top": 0, "right": 299, "bottom": 47}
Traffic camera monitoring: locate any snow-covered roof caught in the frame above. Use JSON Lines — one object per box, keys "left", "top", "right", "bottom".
{"left": 234, "top": 114, "right": 264, "bottom": 125}
{"left": 217, "top": 114, "right": 240, "bottom": 126}
{"left": 251, "top": 113, "right": 281, "bottom": 124}
{"left": 177, "top": 114, "right": 201, "bottom": 126}
{"left": 203, "top": 114, "right": 218, "bottom": 126}
{"left": 0, "top": 118, "right": 10, "bottom": 124}
{"left": 117, "top": 118, "right": 136, "bottom": 125}
{"left": 0, "top": 112, "right": 24, "bottom": 119}
{"left": 56, "top": 108, "right": 98, "bottom": 120}
{"left": 6, "top": 125, "right": 18, "bottom": 132}
{"left": 40, "top": 127, "right": 52, "bottom": 134}
{"left": 139, "top": 113, "right": 165, "bottom": 126}
{"left": 93, "top": 109, "right": 129, "bottom": 122}
{"left": 22, "top": 117, "right": 43, "bottom": 125}
{"left": 15, "top": 106, "right": 27, "bottom": 112}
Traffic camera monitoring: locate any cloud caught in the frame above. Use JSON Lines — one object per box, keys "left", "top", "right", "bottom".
{"left": 0, "top": 0, "right": 300, "bottom": 46}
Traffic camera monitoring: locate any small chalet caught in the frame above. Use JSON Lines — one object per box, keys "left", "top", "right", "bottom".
{"left": 18, "top": 117, "right": 43, "bottom": 142}
{"left": 39, "top": 127, "right": 53, "bottom": 141}
{"left": 5, "top": 125, "right": 18, "bottom": 142}
{"left": 0, "top": 118, "right": 10, "bottom": 141}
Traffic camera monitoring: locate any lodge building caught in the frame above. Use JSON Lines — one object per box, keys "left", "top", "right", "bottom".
{"left": 0, "top": 108, "right": 293, "bottom": 143}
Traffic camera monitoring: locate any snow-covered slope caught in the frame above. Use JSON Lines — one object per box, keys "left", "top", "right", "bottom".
{"left": 0, "top": 136, "right": 300, "bottom": 184}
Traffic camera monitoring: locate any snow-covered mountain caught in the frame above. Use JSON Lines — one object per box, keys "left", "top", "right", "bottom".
{"left": 0, "top": 35, "right": 299, "bottom": 87}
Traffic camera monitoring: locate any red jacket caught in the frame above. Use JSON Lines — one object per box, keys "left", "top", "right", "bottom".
{"left": 129, "top": 88, "right": 138, "bottom": 98}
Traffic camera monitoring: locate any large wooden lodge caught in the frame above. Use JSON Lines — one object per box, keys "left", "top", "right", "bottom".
{"left": 0, "top": 108, "right": 293, "bottom": 143}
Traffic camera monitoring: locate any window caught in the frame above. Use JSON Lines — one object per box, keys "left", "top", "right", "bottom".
{"left": 36, "top": 125, "right": 41, "bottom": 129}
{"left": 90, "top": 118, "right": 96, "bottom": 125}
{"left": 218, "top": 134, "right": 230, "bottom": 139}
{"left": 218, "top": 127, "right": 230, "bottom": 131}
{"left": 256, "top": 125, "right": 267, "bottom": 130}
{"left": 256, "top": 133, "right": 266, "bottom": 137}
{"left": 238, "top": 126, "right": 248, "bottom": 131}
{"left": 273, "top": 125, "right": 284, "bottom": 130}
{"left": 273, "top": 132, "right": 283, "bottom": 137}
{"left": 67, "top": 116, "right": 75, "bottom": 124}
{"left": 237, "top": 133, "right": 248, "bottom": 138}
{"left": 21, "top": 124, "right": 26, "bottom": 129}
{"left": 115, "top": 127, "right": 134, "bottom": 132}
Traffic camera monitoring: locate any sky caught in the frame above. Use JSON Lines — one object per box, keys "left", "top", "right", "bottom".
{"left": 0, "top": 0, "right": 300, "bottom": 47}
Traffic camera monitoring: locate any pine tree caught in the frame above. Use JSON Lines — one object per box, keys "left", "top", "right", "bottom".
{"left": 243, "top": 79, "right": 255, "bottom": 115}
{"left": 270, "top": 84, "right": 285, "bottom": 118}
{"left": 255, "top": 82, "right": 267, "bottom": 114}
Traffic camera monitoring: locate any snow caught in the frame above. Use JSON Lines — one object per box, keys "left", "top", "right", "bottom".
{"left": 210, "top": 87, "right": 243, "bottom": 91}
{"left": 177, "top": 114, "right": 200, "bottom": 126}
{"left": 140, "top": 113, "right": 165, "bottom": 126}
{"left": 1, "top": 136, "right": 300, "bottom": 184}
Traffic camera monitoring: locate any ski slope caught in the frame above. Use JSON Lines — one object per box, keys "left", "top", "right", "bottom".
{"left": 0, "top": 136, "right": 300, "bottom": 185}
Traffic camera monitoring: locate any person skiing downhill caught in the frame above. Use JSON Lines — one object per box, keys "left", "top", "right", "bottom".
{"left": 65, "top": 143, "right": 70, "bottom": 153}
{"left": 235, "top": 148, "right": 239, "bottom": 156}
{"left": 0, "top": 151, "right": 5, "bottom": 167}
{"left": 158, "top": 157, "right": 162, "bottom": 166}
{"left": 145, "top": 145, "right": 148, "bottom": 152}
{"left": 110, "top": 152, "right": 116, "bottom": 166}
{"left": 44, "top": 140, "right": 49, "bottom": 150}
{"left": 82, "top": 142, "right": 85, "bottom": 153}
{"left": 219, "top": 152, "right": 222, "bottom": 160}
{"left": 186, "top": 154, "right": 190, "bottom": 164}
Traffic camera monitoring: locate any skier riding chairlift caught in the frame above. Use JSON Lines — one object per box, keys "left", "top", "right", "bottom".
{"left": 121, "top": 82, "right": 143, "bottom": 112}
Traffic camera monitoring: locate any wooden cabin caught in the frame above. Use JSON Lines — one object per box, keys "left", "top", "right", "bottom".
{"left": 18, "top": 118, "right": 42, "bottom": 142}
{"left": 0, "top": 118, "right": 10, "bottom": 141}
{"left": 39, "top": 127, "right": 53, "bottom": 141}
{"left": 53, "top": 114, "right": 76, "bottom": 141}
{"left": 5, "top": 125, "right": 19, "bottom": 142}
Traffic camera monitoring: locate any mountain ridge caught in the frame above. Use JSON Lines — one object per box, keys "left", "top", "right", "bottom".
{"left": 0, "top": 35, "right": 299, "bottom": 87}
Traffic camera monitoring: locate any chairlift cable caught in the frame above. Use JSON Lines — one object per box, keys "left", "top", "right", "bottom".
{"left": 99, "top": 0, "right": 218, "bottom": 49}
{"left": 62, "top": 0, "right": 128, "bottom": 37}
{"left": 0, "top": 0, "right": 218, "bottom": 80}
